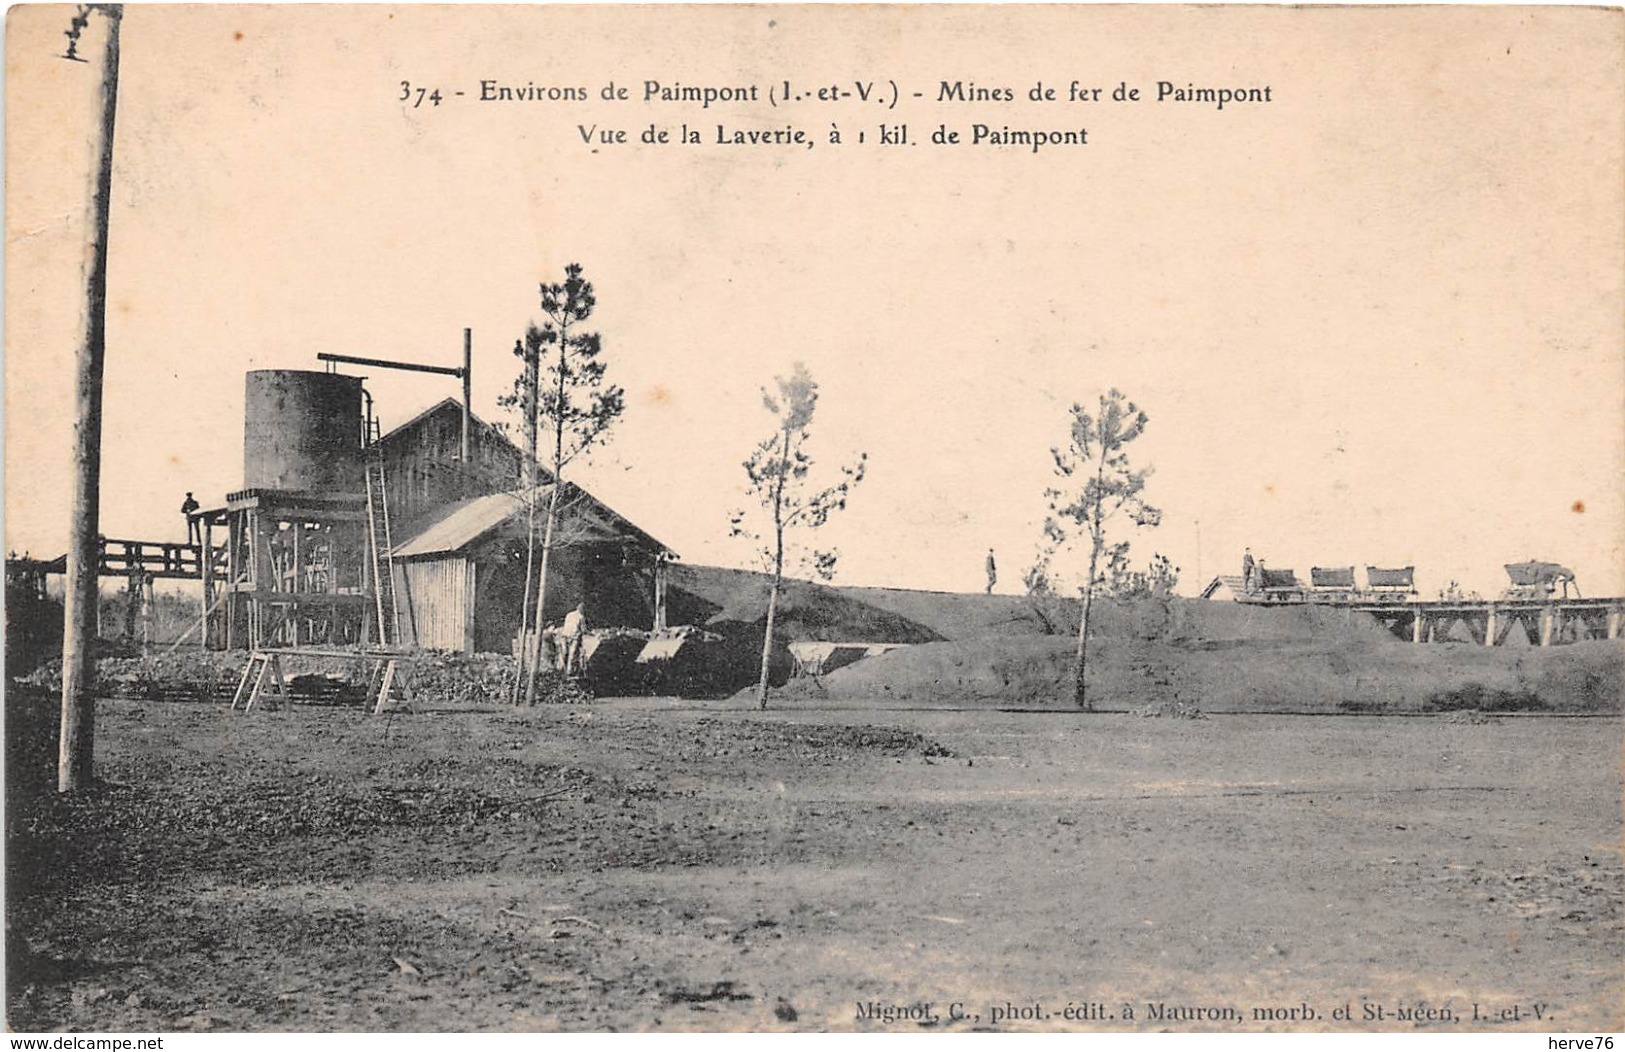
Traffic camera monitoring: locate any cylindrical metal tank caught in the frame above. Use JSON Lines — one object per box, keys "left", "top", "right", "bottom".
{"left": 243, "top": 370, "right": 363, "bottom": 493}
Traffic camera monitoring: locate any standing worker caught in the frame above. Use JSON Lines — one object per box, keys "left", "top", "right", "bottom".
{"left": 985, "top": 548, "right": 997, "bottom": 595}
{"left": 181, "top": 492, "right": 200, "bottom": 545}
{"left": 1242, "top": 547, "right": 1256, "bottom": 593}
{"left": 561, "top": 601, "right": 587, "bottom": 676}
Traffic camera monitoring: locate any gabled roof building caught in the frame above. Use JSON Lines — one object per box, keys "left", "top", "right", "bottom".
{"left": 378, "top": 401, "right": 673, "bottom": 654}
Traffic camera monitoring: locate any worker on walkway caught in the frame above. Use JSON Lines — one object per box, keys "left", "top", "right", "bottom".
{"left": 181, "top": 492, "right": 201, "bottom": 545}
{"left": 985, "top": 549, "right": 997, "bottom": 595}
{"left": 1242, "top": 548, "right": 1256, "bottom": 593}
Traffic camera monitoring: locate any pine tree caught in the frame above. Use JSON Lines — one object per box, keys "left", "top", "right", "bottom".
{"left": 1042, "top": 390, "right": 1160, "bottom": 710}
{"left": 500, "top": 264, "right": 624, "bottom": 705}
{"left": 730, "top": 363, "right": 866, "bottom": 709}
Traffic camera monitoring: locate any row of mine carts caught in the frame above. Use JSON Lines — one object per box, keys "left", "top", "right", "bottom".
{"left": 1251, "top": 565, "right": 1416, "bottom": 603}
{"left": 1253, "top": 561, "right": 1579, "bottom": 603}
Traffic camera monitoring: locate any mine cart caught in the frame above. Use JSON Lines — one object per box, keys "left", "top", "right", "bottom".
{"left": 1502, "top": 561, "right": 1579, "bottom": 600}
{"left": 1257, "top": 567, "right": 1304, "bottom": 602}
{"left": 1364, "top": 566, "right": 1416, "bottom": 597}
{"left": 1308, "top": 566, "right": 1356, "bottom": 603}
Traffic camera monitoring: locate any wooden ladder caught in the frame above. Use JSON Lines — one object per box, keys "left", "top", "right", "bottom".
{"left": 364, "top": 450, "right": 400, "bottom": 646}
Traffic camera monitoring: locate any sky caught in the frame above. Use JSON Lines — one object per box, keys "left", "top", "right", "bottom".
{"left": 7, "top": 5, "right": 1623, "bottom": 600}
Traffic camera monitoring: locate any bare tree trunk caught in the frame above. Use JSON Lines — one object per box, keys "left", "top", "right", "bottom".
{"left": 511, "top": 341, "right": 541, "bottom": 704}
{"left": 524, "top": 484, "right": 561, "bottom": 706}
{"left": 756, "top": 429, "right": 791, "bottom": 710}
{"left": 756, "top": 576, "right": 779, "bottom": 710}
{"left": 1073, "top": 452, "right": 1109, "bottom": 713}
{"left": 524, "top": 337, "right": 569, "bottom": 707}
{"left": 60, "top": 6, "right": 123, "bottom": 793}
{"left": 512, "top": 493, "right": 537, "bottom": 705}
{"left": 1073, "top": 539, "right": 1100, "bottom": 711}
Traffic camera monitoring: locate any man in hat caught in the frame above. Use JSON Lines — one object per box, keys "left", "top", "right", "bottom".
{"left": 181, "top": 492, "right": 201, "bottom": 545}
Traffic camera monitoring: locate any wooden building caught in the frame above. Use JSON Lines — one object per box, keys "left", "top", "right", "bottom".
{"left": 199, "top": 382, "right": 672, "bottom": 654}
{"left": 375, "top": 397, "right": 534, "bottom": 538}
{"left": 389, "top": 485, "right": 673, "bottom": 654}
{"left": 375, "top": 401, "right": 674, "bottom": 653}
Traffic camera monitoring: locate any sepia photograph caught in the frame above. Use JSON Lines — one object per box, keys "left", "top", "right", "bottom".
{"left": 5, "top": 2, "right": 1622, "bottom": 1036}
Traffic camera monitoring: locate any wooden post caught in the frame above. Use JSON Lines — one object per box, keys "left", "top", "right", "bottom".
{"left": 228, "top": 516, "right": 240, "bottom": 650}
{"left": 1411, "top": 608, "right": 1424, "bottom": 644}
{"left": 1539, "top": 606, "right": 1554, "bottom": 647}
{"left": 267, "top": 654, "right": 287, "bottom": 710}
{"left": 462, "top": 558, "right": 476, "bottom": 656}
{"left": 59, "top": 5, "right": 123, "bottom": 793}
{"left": 200, "top": 518, "right": 214, "bottom": 650}
{"left": 359, "top": 519, "right": 373, "bottom": 651}
{"left": 1484, "top": 607, "right": 1498, "bottom": 647}
{"left": 230, "top": 653, "right": 260, "bottom": 711}
{"left": 290, "top": 523, "right": 304, "bottom": 646}
{"left": 374, "top": 659, "right": 397, "bottom": 715}
{"left": 653, "top": 555, "right": 668, "bottom": 632}
{"left": 123, "top": 567, "right": 140, "bottom": 644}
{"left": 141, "top": 572, "right": 153, "bottom": 652}
{"left": 246, "top": 511, "right": 259, "bottom": 589}
{"left": 246, "top": 512, "right": 259, "bottom": 649}
{"left": 256, "top": 514, "right": 275, "bottom": 647}
{"left": 461, "top": 327, "right": 472, "bottom": 468}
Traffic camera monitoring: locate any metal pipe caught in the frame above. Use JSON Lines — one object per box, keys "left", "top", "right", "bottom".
{"left": 461, "top": 329, "right": 472, "bottom": 465}
{"left": 317, "top": 351, "right": 464, "bottom": 378}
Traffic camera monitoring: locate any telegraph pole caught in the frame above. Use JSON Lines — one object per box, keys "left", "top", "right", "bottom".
{"left": 59, "top": 4, "right": 123, "bottom": 792}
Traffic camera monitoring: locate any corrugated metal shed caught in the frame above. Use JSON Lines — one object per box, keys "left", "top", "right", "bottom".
{"left": 393, "top": 492, "right": 527, "bottom": 559}
{"left": 392, "top": 484, "right": 675, "bottom": 561}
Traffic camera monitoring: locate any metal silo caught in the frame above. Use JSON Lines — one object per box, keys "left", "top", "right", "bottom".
{"left": 243, "top": 370, "right": 364, "bottom": 494}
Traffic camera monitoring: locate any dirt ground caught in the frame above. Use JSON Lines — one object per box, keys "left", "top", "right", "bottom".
{"left": 7, "top": 695, "right": 1621, "bottom": 1033}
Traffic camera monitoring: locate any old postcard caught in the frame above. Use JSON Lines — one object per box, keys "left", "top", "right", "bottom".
{"left": 5, "top": 3, "right": 1622, "bottom": 1038}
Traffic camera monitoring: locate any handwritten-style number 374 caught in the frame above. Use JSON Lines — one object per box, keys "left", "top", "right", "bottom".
{"left": 400, "top": 82, "right": 443, "bottom": 107}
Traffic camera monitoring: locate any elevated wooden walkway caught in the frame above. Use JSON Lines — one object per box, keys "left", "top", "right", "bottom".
{"left": 1237, "top": 593, "right": 1623, "bottom": 646}
{"left": 93, "top": 536, "right": 223, "bottom": 581}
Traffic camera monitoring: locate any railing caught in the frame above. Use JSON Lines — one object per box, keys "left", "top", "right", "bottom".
{"left": 97, "top": 537, "right": 225, "bottom": 580}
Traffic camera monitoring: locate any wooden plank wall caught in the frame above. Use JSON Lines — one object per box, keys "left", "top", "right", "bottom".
{"left": 400, "top": 557, "right": 476, "bottom": 653}
{"left": 380, "top": 405, "right": 526, "bottom": 536}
